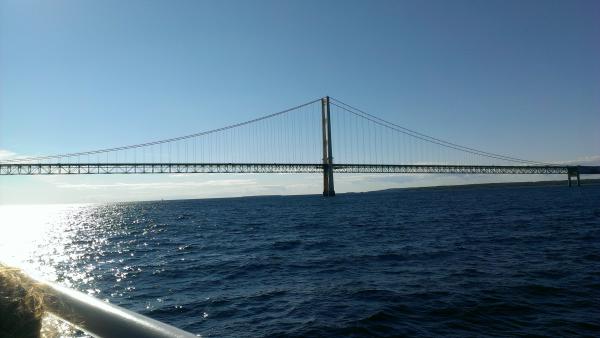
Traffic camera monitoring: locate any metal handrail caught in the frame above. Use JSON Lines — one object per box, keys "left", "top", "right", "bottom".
{"left": 40, "top": 281, "right": 198, "bottom": 338}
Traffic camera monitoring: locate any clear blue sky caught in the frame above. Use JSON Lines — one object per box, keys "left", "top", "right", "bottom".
{"left": 1, "top": 0, "right": 599, "bottom": 203}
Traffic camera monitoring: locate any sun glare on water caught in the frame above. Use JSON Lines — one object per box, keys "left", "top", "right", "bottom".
{"left": 0, "top": 203, "right": 96, "bottom": 282}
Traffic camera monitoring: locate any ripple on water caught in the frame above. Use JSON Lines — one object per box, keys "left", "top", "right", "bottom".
{"left": 1, "top": 185, "right": 599, "bottom": 337}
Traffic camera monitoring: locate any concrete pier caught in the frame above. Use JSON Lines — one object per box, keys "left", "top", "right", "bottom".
{"left": 567, "top": 166, "right": 581, "bottom": 187}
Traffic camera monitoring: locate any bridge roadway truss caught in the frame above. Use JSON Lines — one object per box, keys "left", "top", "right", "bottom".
{"left": 0, "top": 162, "right": 590, "bottom": 176}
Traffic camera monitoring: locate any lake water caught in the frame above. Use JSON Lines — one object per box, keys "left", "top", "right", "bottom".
{"left": 1, "top": 184, "right": 599, "bottom": 337}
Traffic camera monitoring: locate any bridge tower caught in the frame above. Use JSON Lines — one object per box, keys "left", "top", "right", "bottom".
{"left": 567, "top": 166, "right": 581, "bottom": 187}
{"left": 322, "top": 96, "right": 335, "bottom": 196}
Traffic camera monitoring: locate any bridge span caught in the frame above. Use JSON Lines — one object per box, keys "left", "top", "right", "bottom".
{"left": 2, "top": 97, "right": 598, "bottom": 194}
{"left": 2, "top": 163, "right": 598, "bottom": 188}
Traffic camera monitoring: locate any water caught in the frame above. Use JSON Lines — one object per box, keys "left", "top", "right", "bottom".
{"left": 1, "top": 184, "right": 600, "bottom": 337}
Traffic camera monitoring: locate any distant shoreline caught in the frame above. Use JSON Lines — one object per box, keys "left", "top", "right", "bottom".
{"left": 130, "top": 178, "right": 600, "bottom": 202}
{"left": 174, "top": 178, "right": 600, "bottom": 202}
{"left": 3, "top": 178, "right": 598, "bottom": 206}
{"left": 374, "top": 178, "right": 600, "bottom": 193}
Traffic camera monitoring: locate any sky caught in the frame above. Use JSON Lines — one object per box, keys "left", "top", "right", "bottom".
{"left": 1, "top": 0, "right": 599, "bottom": 204}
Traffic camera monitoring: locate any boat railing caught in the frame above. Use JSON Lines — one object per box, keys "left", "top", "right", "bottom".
{"left": 40, "top": 280, "right": 199, "bottom": 338}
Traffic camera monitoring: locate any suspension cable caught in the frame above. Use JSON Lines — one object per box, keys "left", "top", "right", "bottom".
{"left": 3, "top": 98, "right": 321, "bottom": 163}
{"left": 330, "top": 97, "right": 552, "bottom": 166}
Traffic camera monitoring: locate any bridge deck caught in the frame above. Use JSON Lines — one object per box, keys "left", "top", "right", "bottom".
{"left": 1, "top": 163, "right": 596, "bottom": 175}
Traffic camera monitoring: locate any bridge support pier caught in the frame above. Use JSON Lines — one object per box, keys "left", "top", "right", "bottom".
{"left": 567, "top": 166, "right": 581, "bottom": 187}
{"left": 322, "top": 96, "right": 335, "bottom": 196}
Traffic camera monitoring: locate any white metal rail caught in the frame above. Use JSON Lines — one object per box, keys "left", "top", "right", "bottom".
{"left": 40, "top": 281, "right": 198, "bottom": 338}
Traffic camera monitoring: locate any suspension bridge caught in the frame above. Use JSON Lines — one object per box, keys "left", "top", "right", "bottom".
{"left": 1, "top": 97, "right": 598, "bottom": 195}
